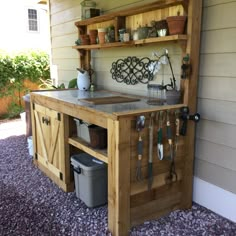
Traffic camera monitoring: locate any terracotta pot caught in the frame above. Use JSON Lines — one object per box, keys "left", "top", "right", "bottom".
{"left": 80, "top": 34, "right": 90, "bottom": 45}
{"left": 166, "top": 15, "right": 187, "bottom": 35}
{"left": 98, "top": 30, "right": 106, "bottom": 44}
{"left": 89, "top": 29, "right": 98, "bottom": 44}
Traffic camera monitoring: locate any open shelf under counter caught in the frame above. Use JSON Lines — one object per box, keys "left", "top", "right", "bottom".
{"left": 72, "top": 34, "right": 188, "bottom": 50}
{"left": 68, "top": 136, "right": 108, "bottom": 164}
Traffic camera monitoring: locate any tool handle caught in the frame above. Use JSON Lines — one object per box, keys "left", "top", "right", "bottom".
{"left": 138, "top": 137, "right": 143, "bottom": 159}
{"left": 149, "top": 126, "right": 153, "bottom": 162}
{"left": 148, "top": 162, "right": 153, "bottom": 190}
{"left": 176, "top": 118, "right": 180, "bottom": 136}
{"left": 180, "top": 120, "right": 187, "bottom": 136}
{"left": 157, "top": 128, "right": 162, "bottom": 143}
{"left": 166, "top": 121, "right": 172, "bottom": 143}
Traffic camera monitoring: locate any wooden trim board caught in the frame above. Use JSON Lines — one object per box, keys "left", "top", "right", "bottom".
{"left": 79, "top": 96, "right": 140, "bottom": 105}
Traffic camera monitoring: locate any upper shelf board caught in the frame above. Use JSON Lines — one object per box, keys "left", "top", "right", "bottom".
{"left": 75, "top": 0, "right": 188, "bottom": 27}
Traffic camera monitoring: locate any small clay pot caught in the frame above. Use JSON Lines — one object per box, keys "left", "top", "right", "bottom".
{"left": 98, "top": 28, "right": 107, "bottom": 44}
{"left": 166, "top": 15, "right": 187, "bottom": 35}
{"left": 89, "top": 29, "right": 98, "bottom": 44}
{"left": 80, "top": 34, "right": 90, "bottom": 45}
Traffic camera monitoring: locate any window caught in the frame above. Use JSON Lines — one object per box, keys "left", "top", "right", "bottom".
{"left": 28, "top": 9, "right": 38, "bottom": 32}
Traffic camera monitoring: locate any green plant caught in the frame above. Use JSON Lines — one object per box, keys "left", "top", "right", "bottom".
{"left": 0, "top": 50, "right": 50, "bottom": 118}
{"left": 39, "top": 78, "right": 77, "bottom": 90}
{"left": 6, "top": 102, "right": 24, "bottom": 119}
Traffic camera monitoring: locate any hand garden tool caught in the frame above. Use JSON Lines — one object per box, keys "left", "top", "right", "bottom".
{"left": 157, "top": 111, "right": 165, "bottom": 160}
{"left": 166, "top": 110, "right": 177, "bottom": 182}
{"left": 148, "top": 112, "right": 155, "bottom": 190}
{"left": 136, "top": 115, "right": 145, "bottom": 181}
{"left": 174, "top": 110, "right": 180, "bottom": 157}
{"left": 180, "top": 106, "right": 201, "bottom": 136}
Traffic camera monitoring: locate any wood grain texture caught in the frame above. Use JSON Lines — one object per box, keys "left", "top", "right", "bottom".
{"left": 79, "top": 96, "right": 140, "bottom": 104}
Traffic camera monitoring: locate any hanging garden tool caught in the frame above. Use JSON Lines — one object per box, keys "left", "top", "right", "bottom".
{"left": 180, "top": 106, "right": 201, "bottom": 136}
{"left": 157, "top": 111, "right": 165, "bottom": 160}
{"left": 148, "top": 112, "right": 155, "bottom": 190}
{"left": 166, "top": 110, "right": 177, "bottom": 182}
{"left": 136, "top": 115, "right": 145, "bottom": 181}
{"left": 174, "top": 109, "right": 180, "bottom": 157}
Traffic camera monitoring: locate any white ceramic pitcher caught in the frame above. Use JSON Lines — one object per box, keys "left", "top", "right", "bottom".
{"left": 77, "top": 68, "right": 90, "bottom": 90}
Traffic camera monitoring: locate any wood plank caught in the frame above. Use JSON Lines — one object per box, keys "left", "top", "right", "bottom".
{"left": 48, "top": 119, "right": 60, "bottom": 164}
{"left": 35, "top": 156, "right": 74, "bottom": 192}
{"left": 34, "top": 110, "right": 48, "bottom": 162}
{"left": 180, "top": 0, "right": 203, "bottom": 209}
{"left": 68, "top": 137, "right": 108, "bottom": 163}
{"left": 131, "top": 169, "right": 182, "bottom": 195}
{"left": 107, "top": 118, "right": 131, "bottom": 236}
{"left": 131, "top": 181, "right": 181, "bottom": 207}
{"left": 130, "top": 191, "right": 182, "bottom": 226}
{"left": 75, "top": 0, "right": 186, "bottom": 26}
{"left": 31, "top": 93, "right": 110, "bottom": 128}
{"left": 72, "top": 35, "right": 188, "bottom": 50}
{"left": 79, "top": 96, "right": 140, "bottom": 105}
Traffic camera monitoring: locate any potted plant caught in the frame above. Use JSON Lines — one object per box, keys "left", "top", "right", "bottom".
{"left": 166, "top": 11, "right": 187, "bottom": 35}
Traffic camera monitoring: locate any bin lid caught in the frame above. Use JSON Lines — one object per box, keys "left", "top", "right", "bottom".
{"left": 71, "top": 153, "right": 106, "bottom": 171}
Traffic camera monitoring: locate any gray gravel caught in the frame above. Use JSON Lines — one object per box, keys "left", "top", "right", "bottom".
{"left": 0, "top": 119, "right": 236, "bottom": 235}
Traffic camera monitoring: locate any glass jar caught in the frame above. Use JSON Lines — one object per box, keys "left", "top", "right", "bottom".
{"left": 81, "top": 0, "right": 96, "bottom": 19}
{"left": 147, "top": 84, "right": 166, "bottom": 105}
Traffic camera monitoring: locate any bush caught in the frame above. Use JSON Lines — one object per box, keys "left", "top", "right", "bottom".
{"left": 0, "top": 50, "right": 50, "bottom": 118}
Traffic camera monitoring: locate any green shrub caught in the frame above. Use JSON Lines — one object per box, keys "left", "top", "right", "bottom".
{"left": 0, "top": 50, "right": 50, "bottom": 118}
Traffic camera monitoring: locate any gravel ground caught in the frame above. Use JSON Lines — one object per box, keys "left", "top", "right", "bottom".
{"left": 0, "top": 119, "right": 236, "bottom": 235}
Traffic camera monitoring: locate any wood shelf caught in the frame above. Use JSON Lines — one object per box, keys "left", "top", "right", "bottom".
{"left": 72, "top": 34, "right": 188, "bottom": 50}
{"left": 75, "top": 0, "right": 187, "bottom": 27}
{"left": 68, "top": 136, "right": 108, "bottom": 163}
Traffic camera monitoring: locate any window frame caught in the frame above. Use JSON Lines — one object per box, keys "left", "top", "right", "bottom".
{"left": 27, "top": 8, "right": 40, "bottom": 33}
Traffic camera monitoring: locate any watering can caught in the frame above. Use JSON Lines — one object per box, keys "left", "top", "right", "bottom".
{"left": 77, "top": 68, "right": 90, "bottom": 90}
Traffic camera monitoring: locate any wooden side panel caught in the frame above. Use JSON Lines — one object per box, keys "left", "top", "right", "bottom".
{"left": 108, "top": 118, "right": 131, "bottom": 236}
{"left": 180, "top": 0, "right": 202, "bottom": 209}
{"left": 129, "top": 109, "right": 186, "bottom": 225}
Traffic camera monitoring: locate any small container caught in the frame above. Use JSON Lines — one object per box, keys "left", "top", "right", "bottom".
{"left": 88, "top": 125, "right": 107, "bottom": 149}
{"left": 118, "top": 28, "right": 126, "bottom": 42}
{"left": 71, "top": 153, "right": 107, "bottom": 208}
{"left": 98, "top": 28, "right": 107, "bottom": 44}
{"left": 147, "top": 84, "right": 166, "bottom": 105}
{"left": 132, "top": 30, "right": 138, "bottom": 40}
{"left": 123, "top": 33, "right": 130, "bottom": 42}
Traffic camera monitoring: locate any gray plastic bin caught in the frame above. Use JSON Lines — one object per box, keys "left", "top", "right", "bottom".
{"left": 71, "top": 153, "right": 107, "bottom": 208}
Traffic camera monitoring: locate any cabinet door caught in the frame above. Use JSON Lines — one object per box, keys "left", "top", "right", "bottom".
{"left": 33, "top": 103, "right": 65, "bottom": 181}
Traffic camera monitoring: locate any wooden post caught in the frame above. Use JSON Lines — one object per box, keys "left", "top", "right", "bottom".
{"left": 181, "top": 0, "right": 203, "bottom": 208}
{"left": 107, "top": 118, "right": 131, "bottom": 236}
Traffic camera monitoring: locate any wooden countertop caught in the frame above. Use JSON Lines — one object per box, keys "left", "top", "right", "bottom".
{"left": 30, "top": 89, "right": 184, "bottom": 120}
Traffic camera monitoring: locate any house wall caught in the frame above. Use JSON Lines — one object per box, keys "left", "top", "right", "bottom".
{"left": 0, "top": 0, "right": 50, "bottom": 53}
{"left": 195, "top": 0, "right": 236, "bottom": 194}
{"left": 49, "top": 0, "right": 236, "bottom": 221}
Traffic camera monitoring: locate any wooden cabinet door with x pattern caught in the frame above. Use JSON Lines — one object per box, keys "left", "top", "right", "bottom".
{"left": 33, "top": 103, "right": 65, "bottom": 182}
